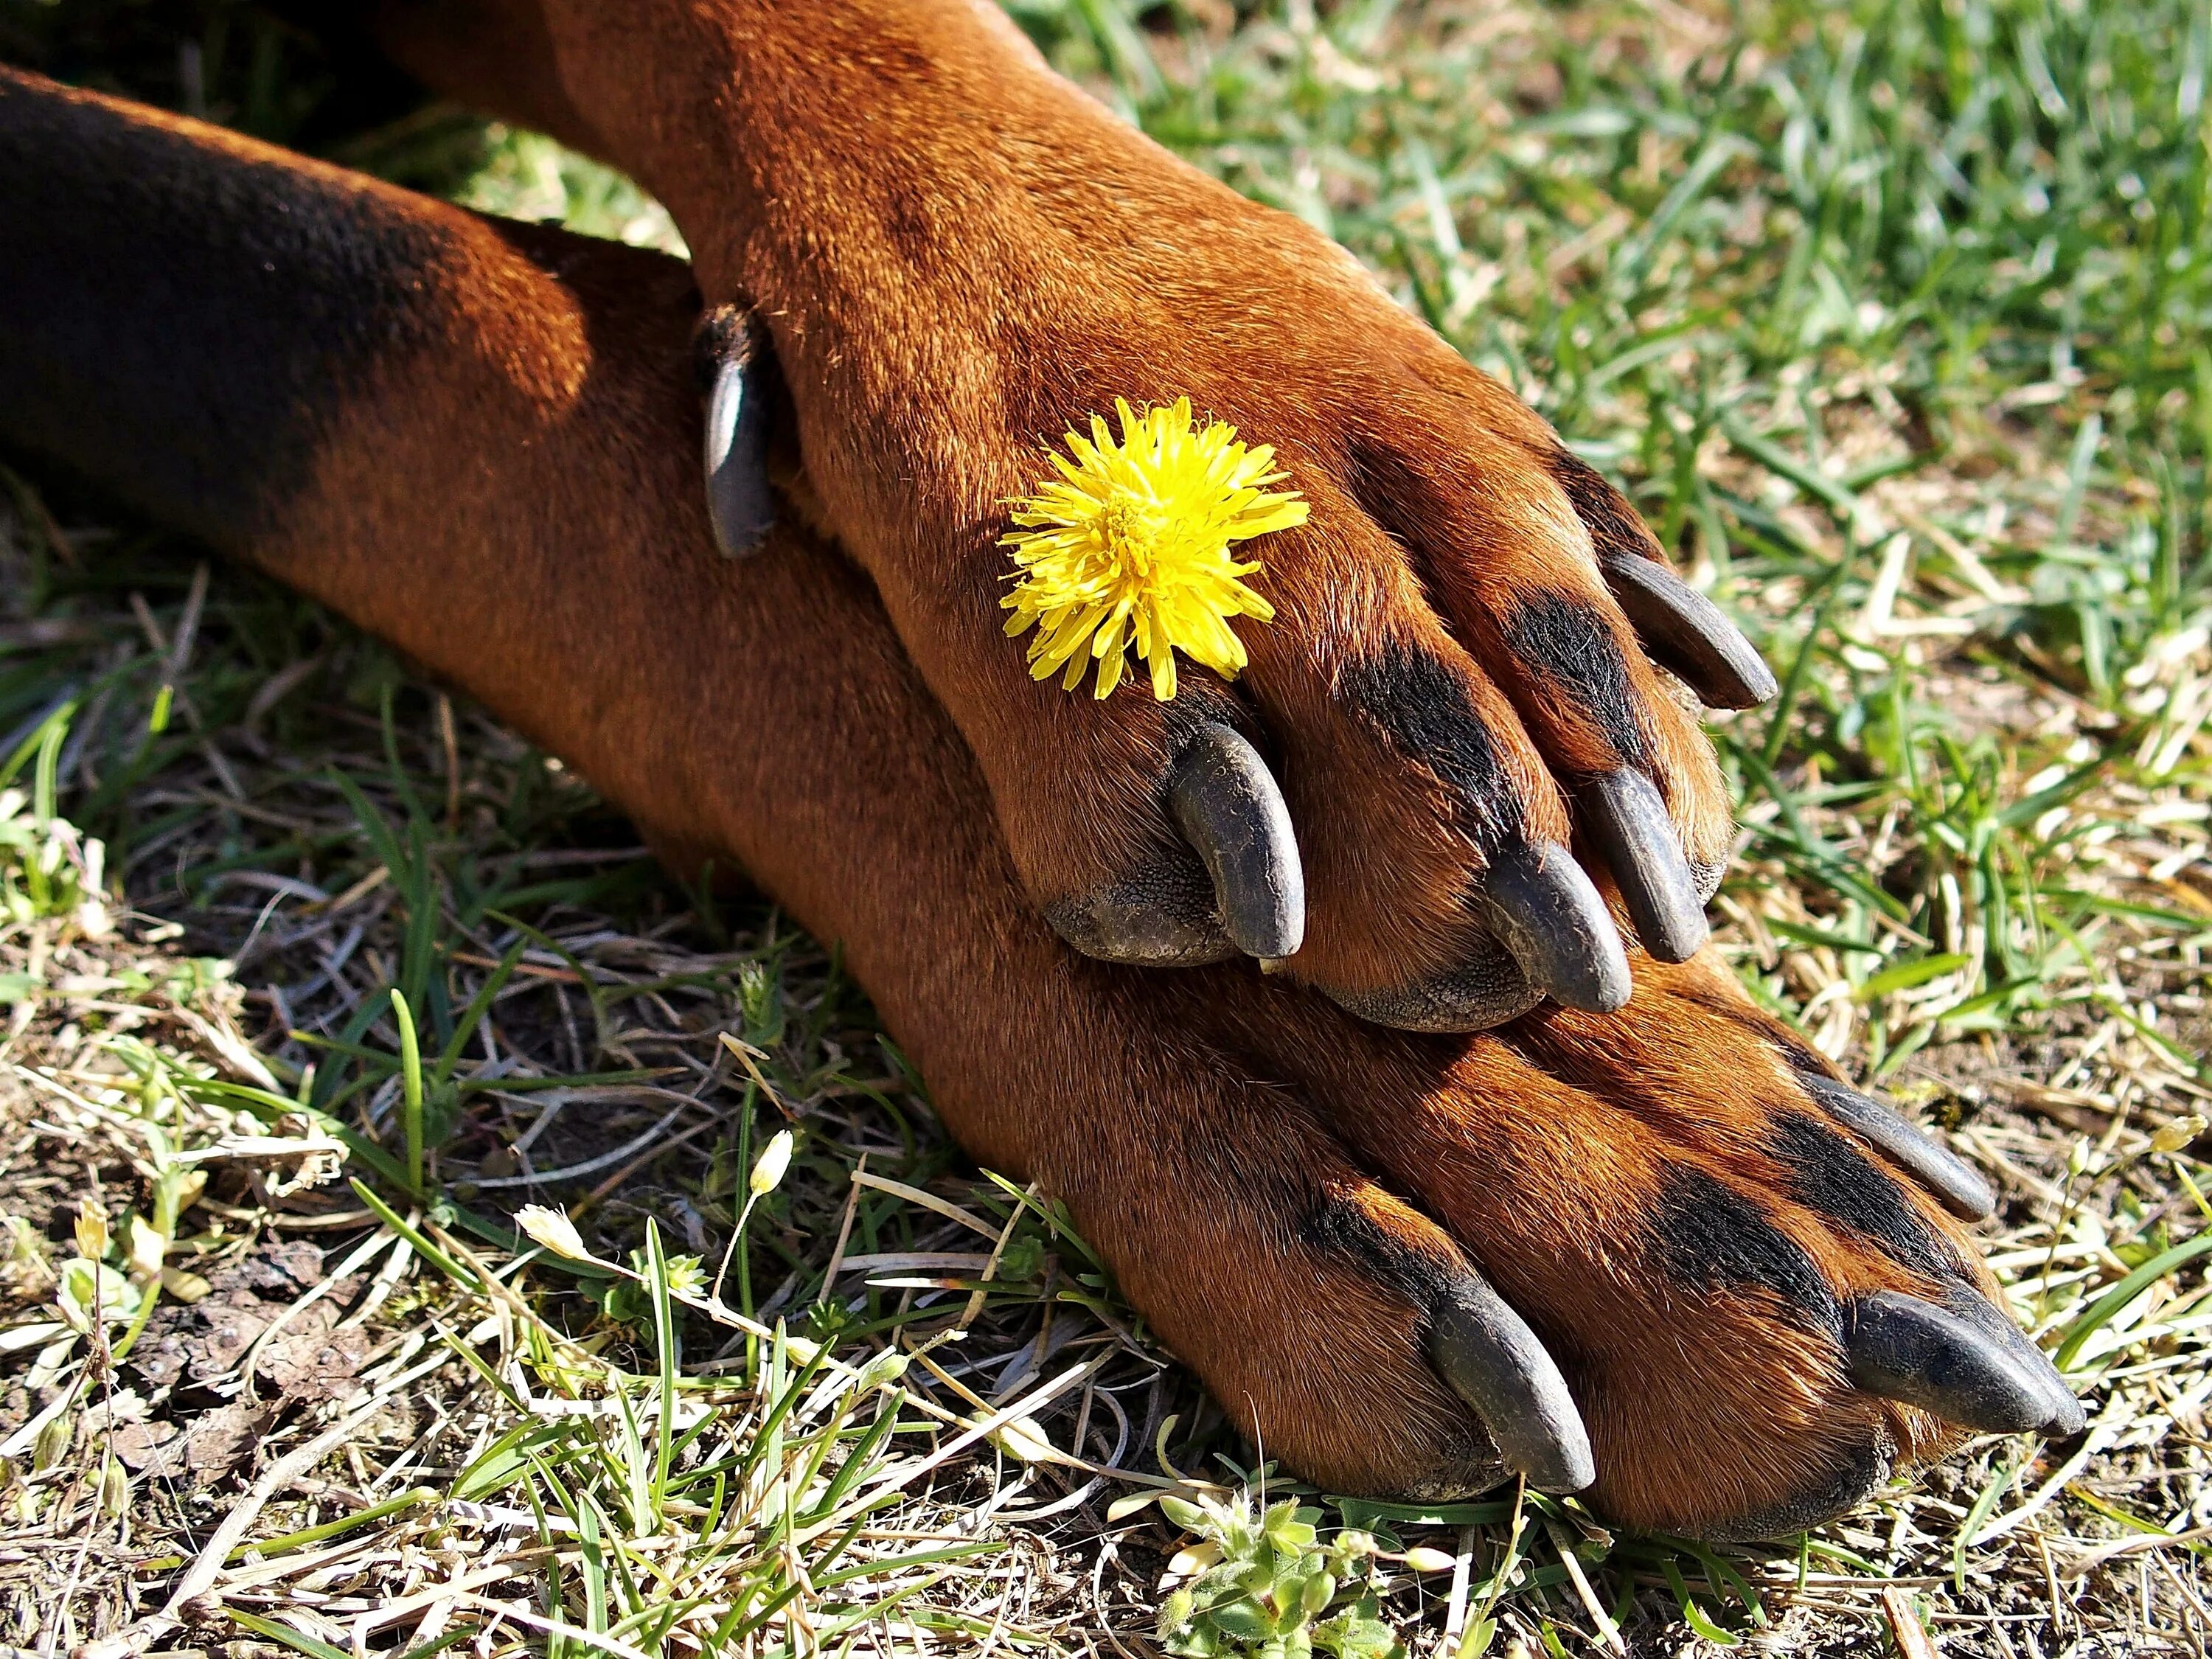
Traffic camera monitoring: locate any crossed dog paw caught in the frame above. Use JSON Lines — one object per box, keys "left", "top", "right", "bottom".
{"left": 501, "top": 0, "right": 1775, "bottom": 1034}
{"left": 0, "top": 42, "right": 2083, "bottom": 1545}
{"left": 664, "top": 299, "right": 2076, "bottom": 1531}
{"left": 662, "top": 237, "right": 2076, "bottom": 1529}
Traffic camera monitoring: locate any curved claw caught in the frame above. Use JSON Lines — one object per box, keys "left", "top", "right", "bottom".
{"left": 1428, "top": 1271, "right": 1595, "bottom": 1493}
{"left": 1846, "top": 1292, "right": 2074, "bottom": 1434}
{"left": 1601, "top": 555, "right": 1777, "bottom": 711}
{"left": 1801, "top": 1075, "right": 1997, "bottom": 1222}
{"left": 1479, "top": 841, "right": 1632, "bottom": 1013}
{"left": 1166, "top": 723, "right": 1305, "bottom": 960}
{"left": 1582, "top": 769, "right": 1707, "bottom": 962}
{"left": 1936, "top": 1290, "right": 2087, "bottom": 1436}
{"left": 699, "top": 309, "right": 776, "bottom": 558}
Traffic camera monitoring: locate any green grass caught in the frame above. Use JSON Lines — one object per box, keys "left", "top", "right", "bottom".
{"left": 1, "top": 0, "right": 2209, "bottom": 1651}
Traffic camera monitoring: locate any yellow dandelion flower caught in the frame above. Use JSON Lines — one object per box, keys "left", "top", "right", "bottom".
{"left": 1001, "top": 397, "right": 1308, "bottom": 700}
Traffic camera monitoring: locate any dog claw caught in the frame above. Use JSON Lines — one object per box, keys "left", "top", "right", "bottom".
{"left": 1582, "top": 768, "right": 1707, "bottom": 962}
{"left": 1939, "top": 1291, "right": 2088, "bottom": 1436}
{"left": 1480, "top": 841, "right": 1632, "bottom": 1013}
{"left": 1846, "top": 1291, "right": 2076, "bottom": 1434}
{"left": 1801, "top": 1075, "right": 1997, "bottom": 1222}
{"left": 1428, "top": 1271, "right": 1596, "bottom": 1493}
{"left": 700, "top": 313, "right": 776, "bottom": 558}
{"left": 1601, "top": 555, "right": 1777, "bottom": 710}
{"left": 1166, "top": 723, "right": 1305, "bottom": 960}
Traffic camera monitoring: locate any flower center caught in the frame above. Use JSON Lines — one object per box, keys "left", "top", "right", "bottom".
{"left": 1097, "top": 495, "right": 1158, "bottom": 582}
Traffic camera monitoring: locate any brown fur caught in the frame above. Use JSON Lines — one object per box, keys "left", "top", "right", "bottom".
{"left": 1213, "top": 956, "right": 1979, "bottom": 1528}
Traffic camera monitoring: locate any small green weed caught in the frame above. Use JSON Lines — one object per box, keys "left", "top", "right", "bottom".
{"left": 1156, "top": 1496, "right": 1402, "bottom": 1659}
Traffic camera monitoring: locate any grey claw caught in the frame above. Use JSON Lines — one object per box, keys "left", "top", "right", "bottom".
{"left": 1582, "top": 769, "right": 1707, "bottom": 962}
{"left": 1166, "top": 723, "right": 1305, "bottom": 960}
{"left": 1479, "top": 841, "right": 1632, "bottom": 1013}
{"left": 1801, "top": 1075, "right": 1996, "bottom": 1222}
{"left": 701, "top": 316, "right": 776, "bottom": 557}
{"left": 1936, "top": 1290, "right": 2087, "bottom": 1436}
{"left": 1428, "top": 1271, "right": 1594, "bottom": 1493}
{"left": 1846, "top": 1291, "right": 2073, "bottom": 1433}
{"left": 1601, "top": 555, "right": 1777, "bottom": 710}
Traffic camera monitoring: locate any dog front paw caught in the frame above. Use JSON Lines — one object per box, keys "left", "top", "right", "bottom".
{"left": 673, "top": 36, "right": 1770, "bottom": 1031}
{"left": 468, "top": 0, "right": 1770, "bottom": 1027}
{"left": 982, "top": 952, "right": 2073, "bottom": 1535}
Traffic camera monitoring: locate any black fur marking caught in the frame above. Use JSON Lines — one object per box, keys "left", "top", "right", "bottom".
{"left": 1549, "top": 449, "right": 1658, "bottom": 562}
{"left": 1651, "top": 1165, "right": 1840, "bottom": 1336}
{"left": 1301, "top": 1197, "right": 1455, "bottom": 1308}
{"left": 1769, "top": 1113, "right": 1966, "bottom": 1282}
{"left": 1500, "top": 592, "right": 1651, "bottom": 771}
{"left": 1337, "top": 640, "right": 1520, "bottom": 850}
{"left": 0, "top": 69, "right": 441, "bottom": 543}
{"left": 692, "top": 305, "right": 759, "bottom": 394}
{"left": 1153, "top": 679, "right": 1252, "bottom": 765}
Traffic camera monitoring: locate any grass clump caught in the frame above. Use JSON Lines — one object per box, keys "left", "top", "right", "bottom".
{"left": 0, "top": 728, "right": 1161, "bottom": 1652}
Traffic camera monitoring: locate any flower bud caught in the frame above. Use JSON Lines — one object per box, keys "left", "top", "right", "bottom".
{"left": 750, "top": 1129, "right": 794, "bottom": 1197}
{"left": 73, "top": 1203, "right": 108, "bottom": 1263}
{"left": 2152, "top": 1115, "right": 2207, "bottom": 1154}
{"left": 515, "top": 1205, "right": 591, "bottom": 1261}
{"left": 31, "top": 1415, "right": 71, "bottom": 1472}
{"left": 856, "top": 1348, "right": 910, "bottom": 1391}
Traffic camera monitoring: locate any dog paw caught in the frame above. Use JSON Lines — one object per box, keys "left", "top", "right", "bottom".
{"left": 987, "top": 950, "right": 2075, "bottom": 1535}
{"left": 385, "top": 0, "right": 1773, "bottom": 1026}
{"left": 681, "top": 72, "right": 1769, "bottom": 1032}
